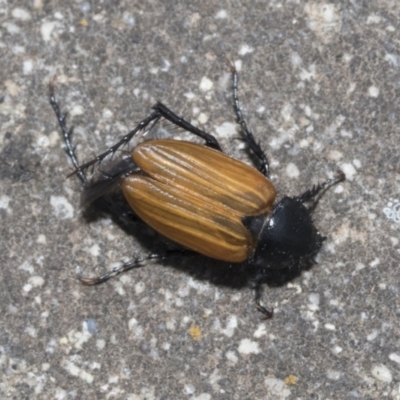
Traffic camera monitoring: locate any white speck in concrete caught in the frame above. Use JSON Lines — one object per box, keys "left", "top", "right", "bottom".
{"left": 25, "top": 325, "right": 37, "bottom": 337}
{"left": 50, "top": 196, "right": 74, "bottom": 219}
{"left": 238, "top": 44, "right": 254, "bottom": 56}
{"left": 369, "top": 258, "right": 380, "bottom": 268}
{"left": 184, "top": 92, "right": 195, "bottom": 100}
{"left": 42, "top": 363, "right": 50, "bottom": 371}
{"left": 65, "top": 327, "right": 93, "bottom": 350}
{"left": 161, "top": 58, "right": 171, "bottom": 72}
{"left": 366, "top": 14, "right": 381, "bottom": 24}
{"left": 299, "top": 66, "right": 316, "bottom": 81}
{"left": 327, "top": 370, "right": 341, "bottom": 380}
{"left": 368, "top": 86, "right": 379, "bottom": 98}
{"left": 12, "top": 8, "right": 32, "bottom": 21}
{"left": 324, "top": 323, "right": 335, "bottom": 331}
{"left": 385, "top": 53, "right": 398, "bottom": 67}
{"left": 37, "top": 134, "right": 50, "bottom": 148}
{"left": 290, "top": 52, "right": 302, "bottom": 67}
{"left": 253, "top": 324, "right": 267, "bottom": 338}
{"left": 41, "top": 21, "right": 57, "bottom": 41}
{"left": 4, "top": 23, "right": 21, "bottom": 34}
{"left": 340, "top": 129, "right": 353, "bottom": 139}
{"left": 199, "top": 77, "right": 213, "bottom": 92}
{"left": 23, "top": 59, "right": 33, "bottom": 75}
{"left": 234, "top": 59, "right": 242, "bottom": 71}
{"left": 371, "top": 364, "right": 392, "bottom": 383}
{"left": 68, "top": 104, "right": 85, "bottom": 117}
{"left": 332, "top": 345, "right": 343, "bottom": 355}
{"left": 28, "top": 276, "right": 45, "bottom": 287}
{"left": 390, "top": 237, "right": 399, "bottom": 246}
{"left": 23, "top": 283, "right": 33, "bottom": 292}
{"left": 89, "top": 244, "right": 100, "bottom": 257}
{"left": 96, "top": 339, "right": 106, "bottom": 350}
{"left": 127, "top": 396, "right": 142, "bottom": 400}
{"left": 135, "top": 282, "right": 145, "bottom": 295}
{"left": 63, "top": 359, "right": 80, "bottom": 376}
{"left": 264, "top": 378, "right": 291, "bottom": 398}
{"left": 197, "top": 112, "right": 209, "bottom": 124}
{"left": 162, "top": 342, "right": 171, "bottom": 351}
{"left": 286, "top": 163, "right": 299, "bottom": 178}
{"left": 19, "top": 260, "right": 33, "bottom": 273}
{"left": 209, "top": 368, "right": 222, "bottom": 390}
{"left": 222, "top": 315, "right": 237, "bottom": 337}
{"left": 238, "top": 338, "right": 260, "bottom": 355}
{"left": 215, "top": 122, "right": 236, "bottom": 138}
{"left": 305, "top": 3, "right": 342, "bottom": 43}
{"left": 328, "top": 150, "right": 343, "bottom": 161}
{"left": 389, "top": 353, "right": 400, "bottom": 365}
{"left": 191, "top": 394, "right": 211, "bottom": 400}
{"left": 108, "top": 375, "right": 119, "bottom": 384}
{"left": 356, "top": 262, "right": 365, "bottom": 271}
{"left": 257, "top": 105, "right": 265, "bottom": 113}
{"left": 33, "top": 0, "right": 44, "bottom": 10}
{"left": 128, "top": 318, "right": 143, "bottom": 337}
{"left": 309, "top": 293, "right": 320, "bottom": 305}
{"left": 215, "top": 10, "right": 227, "bottom": 19}
{"left": 102, "top": 108, "right": 113, "bottom": 119}
{"left": 340, "top": 163, "right": 356, "bottom": 181}
{"left": 0, "top": 195, "right": 10, "bottom": 210}
{"left": 225, "top": 350, "right": 238, "bottom": 363}
{"left": 367, "top": 330, "right": 378, "bottom": 341}
{"left": 184, "top": 384, "right": 196, "bottom": 394}
{"left": 123, "top": 12, "right": 135, "bottom": 26}
{"left": 173, "top": 296, "right": 183, "bottom": 307}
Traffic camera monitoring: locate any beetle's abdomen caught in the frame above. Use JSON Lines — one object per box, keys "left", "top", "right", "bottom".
{"left": 121, "top": 140, "right": 276, "bottom": 262}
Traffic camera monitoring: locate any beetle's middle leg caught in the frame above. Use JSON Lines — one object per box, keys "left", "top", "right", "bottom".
{"left": 253, "top": 278, "right": 274, "bottom": 319}
{"left": 229, "top": 64, "right": 270, "bottom": 177}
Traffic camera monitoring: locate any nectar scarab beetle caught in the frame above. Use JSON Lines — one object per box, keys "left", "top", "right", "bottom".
{"left": 50, "top": 65, "right": 345, "bottom": 319}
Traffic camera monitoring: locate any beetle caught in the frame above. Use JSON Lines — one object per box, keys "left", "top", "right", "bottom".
{"left": 49, "top": 65, "right": 345, "bottom": 318}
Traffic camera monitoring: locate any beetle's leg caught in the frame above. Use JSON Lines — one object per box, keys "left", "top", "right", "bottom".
{"left": 49, "top": 79, "right": 87, "bottom": 185}
{"left": 296, "top": 170, "right": 345, "bottom": 204}
{"left": 49, "top": 79, "right": 162, "bottom": 178}
{"left": 229, "top": 63, "right": 270, "bottom": 177}
{"left": 254, "top": 280, "right": 274, "bottom": 320}
{"left": 70, "top": 111, "right": 161, "bottom": 177}
{"left": 79, "top": 250, "right": 196, "bottom": 285}
{"left": 153, "top": 102, "right": 222, "bottom": 151}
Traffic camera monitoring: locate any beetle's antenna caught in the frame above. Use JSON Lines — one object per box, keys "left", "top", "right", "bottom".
{"left": 49, "top": 78, "right": 88, "bottom": 185}
{"left": 296, "top": 170, "right": 346, "bottom": 205}
{"left": 228, "top": 61, "right": 270, "bottom": 177}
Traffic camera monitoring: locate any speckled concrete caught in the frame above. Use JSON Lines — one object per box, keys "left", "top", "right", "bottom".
{"left": 1, "top": 1, "right": 400, "bottom": 399}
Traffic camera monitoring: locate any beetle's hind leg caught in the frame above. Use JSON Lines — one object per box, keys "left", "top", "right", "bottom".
{"left": 153, "top": 102, "right": 223, "bottom": 151}
{"left": 228, "top": 63, "right": 270, "bottom": 177}
{"left": 79, "top": 250, "right": 196, "bottom": 285}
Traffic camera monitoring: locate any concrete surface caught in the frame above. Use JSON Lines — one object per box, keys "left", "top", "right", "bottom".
{"left": 1, "top": 1, "right": 400, "bottom": 399}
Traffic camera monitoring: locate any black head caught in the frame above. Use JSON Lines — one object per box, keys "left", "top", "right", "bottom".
{"left": 244, "top": 197, "right": 325, "bottom": 270}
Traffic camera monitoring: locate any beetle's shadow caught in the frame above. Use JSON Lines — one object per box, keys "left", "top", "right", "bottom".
{"left": 84, "top": 194, "right": 310, "bottom": 291}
